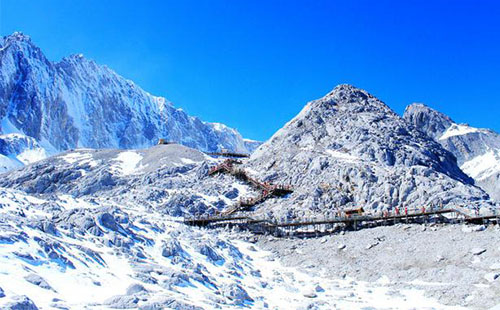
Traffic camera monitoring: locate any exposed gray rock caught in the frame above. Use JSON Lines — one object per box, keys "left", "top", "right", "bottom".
{"left": 199, "top": 245, "right": 225, "bottom": 265}
{"left": 303, "top": 291, "right": 317, "bottom": 298}
{"left": 404, "top": 103, "right": 500, "bottom": 201}
{"left": 403, "top": 103, "right": 453, "bottom": 140}
{"left": 126, "top": 284, "right": 148, "bottom": 295}
{"left": 2, "top": 295, "right": 39, "bottom": 310}
{"left": 24, "top": 274, "right": 54, "bottom": 291}
{"left": 97, "top": 212, "right": 119, "bottom": 231}
{"left": 221, "top": 283, "right": 253, "bottom": 305}
{"left": 161, "top": 240, "right": 184, "bottom": 258}
{"left": 0, "top": 144, "right": 244, "bottom": 217}
{"left": 140, "top": 298, "right": 203, "bottom": 310}
{"left": 484, "top": 272, "right": 500, "bottom": 283}
{"left": 248, "top": 84, "right": 494, "bottom": 218}
{"left": 104, "top": 294, "right": 139, "bottom": 309}
{"left": 471, "top": 248, "right": 487, "bottom": 255}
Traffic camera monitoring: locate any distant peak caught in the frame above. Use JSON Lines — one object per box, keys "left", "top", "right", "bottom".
{"left": 404, "top": 102, "right": 453, "bottom": 122}
{"left": 403, "top": 102, "right": 454, "bottom": 139}
{"left": 4, "top": 31, "right": 32, "bottom": 43}
{"left": 65, "top": 53, "right": 87, "bottom": 61}
{"left": 405, "top": 102, "right": 436, "bottom": 113}
{"left": 407, "top": 102, "right": 428, "bottom": 109}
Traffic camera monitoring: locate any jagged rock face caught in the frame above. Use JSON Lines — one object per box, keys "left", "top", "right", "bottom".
{"left": 0, "top": 32, "right": 252, "bottom": 156}
{"left": 404, "top": 103, "right": 500, "bottom": 201}
{"left": 247, "top": 85, "right": 492, "bottom": 217}
{"left": 403, "top": 103, "right": 453, "bottom": 140}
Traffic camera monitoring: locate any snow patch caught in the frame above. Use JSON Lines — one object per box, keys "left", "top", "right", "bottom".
{"left": 60, "top": 151, "right": 97, "bottom": 167}
{"left": 326, "top": 149, "right": 359, "bottom": 162}
{"left": 440, "top": 124, "right": 481, "bottom": 140}
{"left": 180, "top": 158, "right": 197, "bottom": 165}
{"left": 461, "top": 150, "right": 500, "bottom": 181}
{"left": 16, "top": 148, "right": 48, "bottom": 165}
{"left": 111, "top": 151, "right": 145, "bottom": 175}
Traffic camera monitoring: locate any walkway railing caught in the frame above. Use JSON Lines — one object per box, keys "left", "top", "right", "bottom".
{"left": 184, "top": 205, "right": 500, "bottom": 236}
{"left": 207, "top": 160, "right": 293, "bottom": 215}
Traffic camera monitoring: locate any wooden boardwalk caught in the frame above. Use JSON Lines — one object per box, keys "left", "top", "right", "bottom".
{"left": 205, "top": 151, "right": 249, "bottom": 158}
{"left": 207, "top": 159, "right": 293, "bottom": 216}
{"left": 196, "top": 158, "right": 500, "bottom": 236}
{"left": 184, "top": 206, "right": 500, "bottom": 236}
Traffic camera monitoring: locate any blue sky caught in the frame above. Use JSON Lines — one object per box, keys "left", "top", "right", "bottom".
{"left": 1, "top": 0, "right": 499, "bottom": 141}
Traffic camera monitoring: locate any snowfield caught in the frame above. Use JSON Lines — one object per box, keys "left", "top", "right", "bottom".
{"left": 0, "top": 134, "right": 49, "bottom": 173}
{"left": 0, "top": 186, "right": 479, "bottom": 310}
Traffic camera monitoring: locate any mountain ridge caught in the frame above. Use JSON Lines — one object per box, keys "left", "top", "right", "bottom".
{"left": 0, "top": 32, "right": 259, "bottom": 172}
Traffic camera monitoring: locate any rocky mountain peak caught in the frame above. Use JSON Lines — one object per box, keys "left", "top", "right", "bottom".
{"left": 326, "top": 83, "right": 375, "bottom": 102}
{"left": 260, "top": 85, "right": 407, "bottom": 155}
{"left": 249, "top": 85, "right": 489, "bottom": 216}
{"left": 404, "top": 103, "right": 500, "bottom": 201}
{"left": 302, "top": 84, "right": 396, "bottom": 123}
{"left": 403, "top": 103, "right": 453, "bottom": 139}
{"left": 2, "top": 32, "right": 32, "bottom": 44}
{"left": 1, "top": 32, "right": 39, "bottom": 54}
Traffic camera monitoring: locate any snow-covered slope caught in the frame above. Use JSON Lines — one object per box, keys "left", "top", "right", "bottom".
{"left": 246, "top": 85, "right": 494, "bottom": 218}
{"left": 0, "top": 143, "right": 484, "bottom": 309}
{"left": 0, "top": 186, "right": 470, "bottom": 310}
{"left": 404, "top": 103, "right": 500, "bottom": 201}
{"left": 0, "top": 133, "right": 48, "bottom": 173}
{"left": 0, "top": 32, "right": 254, "bottom": 171}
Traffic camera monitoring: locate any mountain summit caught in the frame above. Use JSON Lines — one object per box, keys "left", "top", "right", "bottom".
{"left": 0, "top": 32, "right": 256, "bottom": 171}
{"left": 249, "top": 85, "right": 491, "bottom": 217}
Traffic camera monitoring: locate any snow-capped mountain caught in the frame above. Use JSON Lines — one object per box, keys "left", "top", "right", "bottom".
{"left": 0, "top": 32, "right": 255, "bottom": 170}
{"left": 247, "top": 84, "right": 493, "bottom": 218}
{"left": 404, "top": 103, "right": 500, "bottom": 201}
